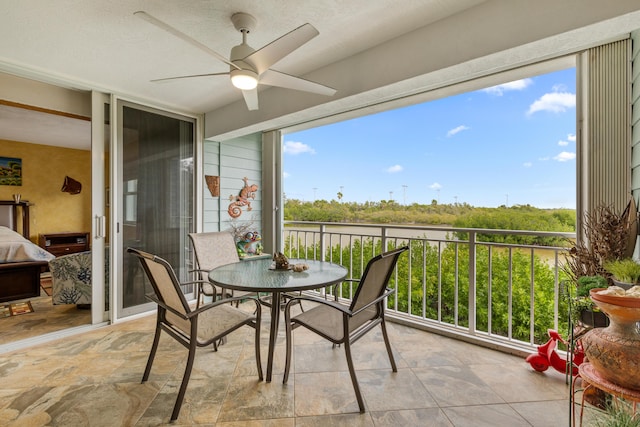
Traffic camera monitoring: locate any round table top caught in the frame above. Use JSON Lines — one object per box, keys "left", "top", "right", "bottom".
{"left": 208, "top": 258, "right": 348, "bottom": 293}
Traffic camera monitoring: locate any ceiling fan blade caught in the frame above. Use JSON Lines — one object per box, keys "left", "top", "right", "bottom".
{"left": 260, "top": 70, "right": 336, "bottom": 96}
{"left": 134, "top": 11, "right": 240, "bottom": 70}
{"left": 151, "top": 72, "right": 229, "bottom": 83}
{"left": 242, "top": 88, "right": 259, "bottom": 110}
{"left": 243, "top": 23, "right": 319, "bottom": 74}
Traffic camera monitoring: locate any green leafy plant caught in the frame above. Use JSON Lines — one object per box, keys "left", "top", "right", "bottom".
{"left": 576, "top": 275, "right": 608, "bottom": 297}
{"left": 591, "top": 400, "right": 640, "bottom": 427}
{"left": 604, "top": 258, "right": 640, "bottom": 284}
{"left": 570, "top": 275, "right": 608, "bottom": 322}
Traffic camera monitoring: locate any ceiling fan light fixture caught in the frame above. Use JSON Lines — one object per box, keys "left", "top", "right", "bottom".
{"left": 231, "top": 69, "right": 258, "bottom": 90}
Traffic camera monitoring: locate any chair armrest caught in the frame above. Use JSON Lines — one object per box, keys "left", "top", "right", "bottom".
{"left": 180, "top": 280, "right": 209, "bottom": 287}
{"left": 189, "top": 294, "right": 261, "bottom": 318}
{"left": 349, "top": 287, "right": 395, "bottom": 317}
{"left": 145, "top": 288, "right": 260, "bottom": 320}
{"left": 283, "top": 293, "right": 352, "bottom": 315}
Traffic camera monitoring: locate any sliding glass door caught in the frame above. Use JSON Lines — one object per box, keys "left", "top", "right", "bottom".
{"left": 116, "top": 101, "right": 195, "bottom": 318}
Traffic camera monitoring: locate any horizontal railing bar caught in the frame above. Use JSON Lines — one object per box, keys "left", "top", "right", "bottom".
{"left": 285, "top": 221, "right": 575, "bottom": 355}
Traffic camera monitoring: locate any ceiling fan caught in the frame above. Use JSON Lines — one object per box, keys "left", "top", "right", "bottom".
{"left": 135, "top": 11, "right": 337, "bottom": 111}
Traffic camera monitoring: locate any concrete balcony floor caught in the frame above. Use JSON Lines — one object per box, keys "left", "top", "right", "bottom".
{"left": 0, "top": 300, "right": 576, "bottom": 426}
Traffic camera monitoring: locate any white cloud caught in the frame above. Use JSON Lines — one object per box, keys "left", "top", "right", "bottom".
{"left": 523, "top": 162, "right": 533, "bottom": 168}
{"left": 557, "top": 132, "right": 576, "bottom": 146}
{"left": 283, "top": 140, "right": 316, "bottom": 155}
{"left": 539, "top": 156, "right": 550, "bottom": 161}
{"left": 527, "top": 92, "right": 575, "bottom": 116}
{"left": 553, "top": 151, "right": 576, "bottom": 162}
{"left": 429, "top": 182, "right": 442, "bottom": 190}
{"left": 386, "top": 164, "right": 403, "bottom": 173}
{"left": 446, "top": 125, "right": 470, "bottom": 137}
{"left": 483, "top": 78, "right": 533, "bottom": 95}
{"left": 283, "top": 171, "right": 290, "bottom": 179}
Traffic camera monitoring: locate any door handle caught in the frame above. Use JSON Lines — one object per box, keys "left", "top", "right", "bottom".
{"left": 95, "top": 215, "right": 106, "bottom": 238}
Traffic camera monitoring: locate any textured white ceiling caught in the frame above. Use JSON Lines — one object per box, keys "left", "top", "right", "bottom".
{"left": 2, "top": 1, "right": 640, "bottom": 149}
{"left": 0, "top": 0, "right": 483, "bottom": 114}
{"left": 0, "top": 105, "right": 90, "bottom": 150}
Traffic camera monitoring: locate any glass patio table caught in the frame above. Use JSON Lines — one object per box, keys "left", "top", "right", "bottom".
{"left": 208, "top": 257, "right": 348, "bottom": 382}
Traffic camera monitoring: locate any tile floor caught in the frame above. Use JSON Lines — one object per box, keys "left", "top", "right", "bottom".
{"left": 0, "top": 293, "right": 91, "bottom": 345}
{"left": 0, "top": 300, "right": 585, "bottom": 426}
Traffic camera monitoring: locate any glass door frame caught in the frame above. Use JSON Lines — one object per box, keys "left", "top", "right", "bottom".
{"left": 90, "top": 91, "right": 109, "bottom": 324}
{"left": 111, "top": 97, "right": 201, "bottom": 321}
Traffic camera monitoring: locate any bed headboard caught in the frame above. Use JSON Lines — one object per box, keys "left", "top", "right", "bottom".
{"left": 0, "top": 201, "right": 30, "bottom": 238}
{"left": 0, "top": 204, "right": 14, "bottom": 229}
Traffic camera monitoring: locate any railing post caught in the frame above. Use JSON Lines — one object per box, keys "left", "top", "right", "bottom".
{"left": 320, "top": 224, "right": 326, "bottom": 261}
{"left": 382, "top": 226, "right": 389, "bottom": 253}
{"left": 468, "top": 231, "right": 476, "bottom": 335}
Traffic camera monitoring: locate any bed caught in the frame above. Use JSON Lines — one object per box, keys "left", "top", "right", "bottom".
{"left": 0, "top": 201, "right": 54, "bottom": 302}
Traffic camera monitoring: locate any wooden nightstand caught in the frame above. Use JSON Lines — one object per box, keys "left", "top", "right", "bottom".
{"left": 39, "top": 232, "right": 90, "bottom": 257}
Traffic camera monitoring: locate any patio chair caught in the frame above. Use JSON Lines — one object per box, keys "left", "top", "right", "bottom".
{"left": 127, "top": 247, "right": 263, "bottom": 423}
{"left": 282, "top": 246, "right": 408, "bottom": 413}
{"left": 188, "top": 232, "right": 254, "bottom": 306}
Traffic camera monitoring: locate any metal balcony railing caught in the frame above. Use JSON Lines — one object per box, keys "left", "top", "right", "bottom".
{"left": 284, "top": 221, "right": 575, "bottom": 356}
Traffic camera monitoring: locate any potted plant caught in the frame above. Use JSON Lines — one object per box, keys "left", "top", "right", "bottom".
{"left": 563, "top": 199, "right": 637, "bottom": 284}
{"left": 571, "top": 275, "right": 609, "bottom": 328}
{"left": 591, "top": 400, "right": 640, "bottom": 427}
{"left": 603, "top": 258, "right": 640, "bottom": 290}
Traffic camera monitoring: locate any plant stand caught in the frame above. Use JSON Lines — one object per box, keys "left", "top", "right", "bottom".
{"left": 573, "top": 363, "right": 640, "bottom": 427}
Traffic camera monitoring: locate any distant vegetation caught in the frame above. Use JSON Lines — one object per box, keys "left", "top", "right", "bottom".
{"left": 284, "top": 199, "right": 576, "bottom": 343}
{"left": 284, "top": 199, "right": 576, "bottom": 245}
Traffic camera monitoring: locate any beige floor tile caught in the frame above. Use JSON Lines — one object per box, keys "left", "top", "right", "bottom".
{"left": 0, "top": 317, "right": 573, "bottom": 426}
{"left": 442, "top": 403, "right": 531, "bottom": 427}
{"left": 295, "top": 412, "right": 375, "bottom": 426}
{"left": 413, "top": 365, "right": 505, "bottom": 407}
{"left": 217, "top": 374, "right": 295, "bottom": 422}
{"left": 471, "top": 362, "right": 568, "bottom": 403}
{"left": 293, "top": 371, "right": 362, "bottom": 416}
{"left": 358, "top": 368, "right": 438, "bottom": 411}
{"left": 510, "top": 400, "right": 569, "bottom": 426}
{"left": 370, "top": 408, "right": 454, "bottom": 427}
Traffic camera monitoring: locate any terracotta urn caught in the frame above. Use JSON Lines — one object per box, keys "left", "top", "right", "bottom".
{"left": 581, "top": 289, "right": 640, "bottom": 390}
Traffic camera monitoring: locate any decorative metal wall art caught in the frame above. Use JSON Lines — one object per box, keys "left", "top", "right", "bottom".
{"left": 205, "top": 175, "right": 220, "bottom": 197}
{"left": 228, "top": 177, "right": 258, "bottom": 218}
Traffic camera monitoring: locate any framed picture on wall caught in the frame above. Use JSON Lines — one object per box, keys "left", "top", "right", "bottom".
{"left": 0, "top": 157, "right": 22, "bottom": 186}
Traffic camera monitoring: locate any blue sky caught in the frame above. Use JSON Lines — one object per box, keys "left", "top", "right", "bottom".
{"left": 283, "top": 67, "right": 576, "bottom": 209}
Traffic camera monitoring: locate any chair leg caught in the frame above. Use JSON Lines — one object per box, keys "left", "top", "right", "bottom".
{"left": 142, "top": 321, "right": 162, "bottom": 382}
{"left": 171, "top": 339, "right": 197, "bottom": 422}
{"left": 283, "top": 311, "right": 294, "bottom": 383}
{"left": 254, "top": 319, "right": 264, "bottom": 381}
{"left": 344, "top": 340, "right": 365, "bottom": 413}
{"left": 380, "top": 317, "right": 397, "bottom": 372}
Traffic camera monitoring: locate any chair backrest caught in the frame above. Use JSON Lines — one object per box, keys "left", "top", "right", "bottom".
{"left": 349, "top": 246, "right": 409, "bottom": 313}
{"left": 127, "top": 247, "right": 191, "bottom": 333}
{"left": 188, "top": 232, "right": 239, "bottom": 273}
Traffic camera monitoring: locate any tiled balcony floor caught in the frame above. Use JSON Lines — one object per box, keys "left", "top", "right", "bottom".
{"left": 0, "top": 301, "right": 578, "bottom": 426}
